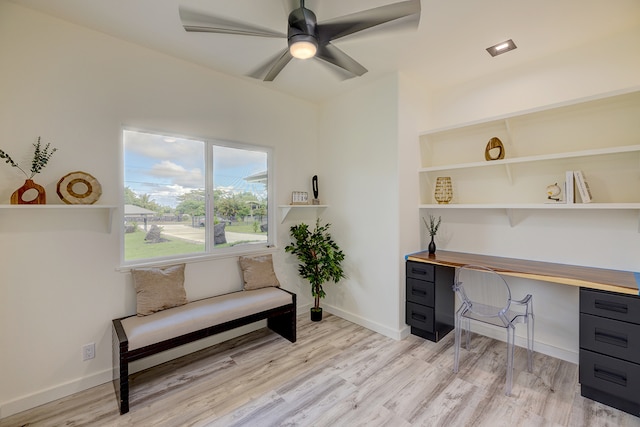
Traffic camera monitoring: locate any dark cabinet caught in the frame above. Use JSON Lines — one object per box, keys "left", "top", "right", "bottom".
{"left": 405, "top": 261, "right": 454, "bottom": 342}
{"left": 579, "top": 288, "right": 640, "bottom": 416}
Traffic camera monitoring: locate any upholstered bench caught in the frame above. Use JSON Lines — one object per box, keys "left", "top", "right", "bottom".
{"left": 112, "top": 256, "right": 296, "bottom": 414}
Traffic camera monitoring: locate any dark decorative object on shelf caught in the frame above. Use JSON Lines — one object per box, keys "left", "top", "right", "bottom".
{"left": 428, "top": 236, "right": 436, "bottom": 255}
{"left": 423, "top": 214, "right": 441, "bottom": 254}
{"left": 312, "top": 174, "right": 320, "bottom": 205}
{"left": 285, "top": 218, "right": 345, "bottom": 321}
{"left": 1, "top": 137, "right": 58, "bottom": 205}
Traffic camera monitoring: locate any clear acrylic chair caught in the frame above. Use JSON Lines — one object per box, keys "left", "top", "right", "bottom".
{"left": 452, "top": 265, "right": 534, "bottom": 396}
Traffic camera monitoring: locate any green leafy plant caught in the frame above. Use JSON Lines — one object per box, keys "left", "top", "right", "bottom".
{"left": 285, "top": 219, "right": 346, "bottom": 313}
{"left": 423, "top": 214, "right": 442, "bottom": 237}
{"left": 0, "top": 137, "right": 58, "bottom": 179}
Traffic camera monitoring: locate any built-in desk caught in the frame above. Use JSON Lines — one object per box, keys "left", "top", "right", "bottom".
{"left": 405, "top": 250, "right": 640, "bottom": 417}
{"left": 407, "top": 250, "right": 639, "bottom": 295}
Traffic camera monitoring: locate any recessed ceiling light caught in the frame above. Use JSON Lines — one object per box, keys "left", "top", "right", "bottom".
{"left": 486, "top": 39, "right": 517, "bottom": 57}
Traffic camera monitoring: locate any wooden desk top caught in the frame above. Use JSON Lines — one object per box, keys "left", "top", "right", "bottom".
{"left": 407, "top": 250, "right": 640, "bottom": 296}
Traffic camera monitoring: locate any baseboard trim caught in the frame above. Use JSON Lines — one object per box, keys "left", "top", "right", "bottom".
{"left": 1, "top": 368, "right": 113, "bottom": 419}
{"left": 323, "top": 304, "right": 407, "bottom": 340}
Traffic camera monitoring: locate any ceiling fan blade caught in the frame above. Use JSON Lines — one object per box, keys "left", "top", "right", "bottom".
{"left": 315, "top": 43, "right": 367, "bottom": 78}
{"left": 179, "top": 7, "right": 286, "bottom": 38}
{"left": 261, "top": 48, "right": 294, "bottom": 81}
{"left": 317, "top": 0, "right": 420, "bottom": 42}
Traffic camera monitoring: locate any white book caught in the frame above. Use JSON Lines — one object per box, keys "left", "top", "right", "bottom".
{"left": 574, "top": 170, "right": 593, "bottom": 203}
{"left": 565, "top": 171, "right": 574, "bottom": 204}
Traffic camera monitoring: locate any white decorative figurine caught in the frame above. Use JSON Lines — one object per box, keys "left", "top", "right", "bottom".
{"left": 546, "top": 182, "right": 562, "bottom": 202}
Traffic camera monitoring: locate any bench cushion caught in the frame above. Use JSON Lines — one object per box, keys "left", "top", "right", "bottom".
{"left": 120, "top": 287, "right": 292, "bottom": 350}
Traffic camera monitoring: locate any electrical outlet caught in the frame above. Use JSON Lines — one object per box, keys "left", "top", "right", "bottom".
{"left": 82, "top": 343, "right": 95, "bottom": 361}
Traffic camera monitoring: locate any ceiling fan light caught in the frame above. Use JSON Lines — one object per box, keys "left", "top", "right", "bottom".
{"left": 290, "top": 40, "right": 317, "bottom": 59}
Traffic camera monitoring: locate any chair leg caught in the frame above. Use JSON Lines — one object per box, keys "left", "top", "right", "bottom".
{"left": 526, "top": 314, "right": 534, "bottom": 372}
{"left": 454, "top": 312, "right": 462, "bottom": 373}
{"left": 464, "top": 317, "right": 471, "bottom": 350}
{"left": 505, "top": 325, "right": 515, "bottom": 396}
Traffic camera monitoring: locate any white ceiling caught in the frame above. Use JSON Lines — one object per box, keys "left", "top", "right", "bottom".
{"left": 10, "top": 0, "right": 640, "bottom": 103}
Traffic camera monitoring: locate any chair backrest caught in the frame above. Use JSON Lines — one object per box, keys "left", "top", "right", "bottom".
{"left": 453, "top": 265, "right": 512, "bottom": 325}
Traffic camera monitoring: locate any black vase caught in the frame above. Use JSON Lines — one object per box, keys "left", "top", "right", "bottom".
{"left": 428, "top": 236, "right": 436, "bottom": 254}
{"left": 310, "top": 307, "right": 323, "bottom": 322}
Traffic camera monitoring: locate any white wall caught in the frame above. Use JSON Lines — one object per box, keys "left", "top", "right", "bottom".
{"left": 0, "top": 2, "right": 318, "bottom": 418}
{"left": 316, "top": 74, "right": 403, "bottom": 337}
{"left": 411, "top": 25, "right": 640, "bottom": 362}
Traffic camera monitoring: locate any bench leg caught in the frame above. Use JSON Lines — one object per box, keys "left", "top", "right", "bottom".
{"left": 268, "top": 307, "right": 296, "bottom": 343}
{"left": 117, "top": 354, "right": 130, "bottom": 414}
{"left": 112, "top": 324, "right": 130, "bottom": 414}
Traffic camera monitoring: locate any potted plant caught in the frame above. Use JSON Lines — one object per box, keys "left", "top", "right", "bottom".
{"left": 0, "top": 137, "right": 57, "bottom": 204}
{"left": 423, "top": 214, "right": 441, "bottom": 254}
{"left": 285, "top": 218, "right": 345, "bottom": 321}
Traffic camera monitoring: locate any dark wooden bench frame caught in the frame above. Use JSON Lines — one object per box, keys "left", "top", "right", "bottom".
{"left": 112, "top": 289, "right": 296, "bottom": 414}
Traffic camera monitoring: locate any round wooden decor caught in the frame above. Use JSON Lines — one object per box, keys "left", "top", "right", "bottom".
{"left": 56, "top": 171, "right": 102, "bottom": 204}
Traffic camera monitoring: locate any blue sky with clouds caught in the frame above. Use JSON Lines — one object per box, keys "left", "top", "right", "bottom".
{"left": 124, "top": 130, "right": 267, "bottom": 208}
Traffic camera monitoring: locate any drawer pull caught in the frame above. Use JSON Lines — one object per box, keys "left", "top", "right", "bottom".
{"left": 411, "top": 267, "right": 428, "bottom": 276}
{"left": 411, "top": 313, "right": 427, "bottom": 321}
{"left": 594, "top": 328, "right": 628, "bottom": 348}
{"left": 594, "top": 299, "right": 628, "bottom": 314}
{"left": 411, "top": 288, "right": 427, "bottom": 296}
{"left": 594, "top": 364, "right": 627, "bottom": 387}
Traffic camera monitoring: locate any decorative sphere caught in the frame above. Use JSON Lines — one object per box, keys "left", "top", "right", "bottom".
{"left": 547, "top": 183, "right": 561, "bottom": 197}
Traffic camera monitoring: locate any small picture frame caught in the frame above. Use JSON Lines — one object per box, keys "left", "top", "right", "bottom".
{"left": 291, "top": 191, "right": 309, "bottom": 205}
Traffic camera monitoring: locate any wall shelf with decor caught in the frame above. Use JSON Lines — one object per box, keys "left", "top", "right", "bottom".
{"left": 278, "top": 205, "right": 328, "bottom": 223}
{"left": 0, "top": 205, "right": 117, "bottom": 232}
{"left": 418, "top": 88, "right": 640, "bottom": 230}
{"left": 419, "top": 203, "right": 640, "bottom": 231}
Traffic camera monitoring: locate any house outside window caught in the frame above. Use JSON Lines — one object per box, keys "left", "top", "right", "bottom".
{"left": 123, "top": 129, "right": 272, "bottom": 264}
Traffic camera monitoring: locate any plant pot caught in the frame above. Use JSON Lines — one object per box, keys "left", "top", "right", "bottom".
{"left": 310, "top": 307, "right": 323, "bottom": 322}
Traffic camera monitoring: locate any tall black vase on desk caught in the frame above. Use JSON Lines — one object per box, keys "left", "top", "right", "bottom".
{"left": 428, "top": 236, "right": 436, "bottom": 254}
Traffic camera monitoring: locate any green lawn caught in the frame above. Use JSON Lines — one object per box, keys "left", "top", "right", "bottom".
{"left": 124, "top": 230, "right": 205, "bottom": 261}
{"left": 226, "top": 223, "right": 267, "bottom": 234}
{"left": 124, "top": 223, "right": 266, "bottom": 261}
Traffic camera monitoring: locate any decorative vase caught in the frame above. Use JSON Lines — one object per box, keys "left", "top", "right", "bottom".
{"left": 428, "top": 236, "right": 436, "bottom": 254}
{"left": 485, "top": 137, "right": 505, "bottom": 161}
{"left": 434, "top": 177, "right": 453, "bottom": 204}
{"left": 310, "top": 307, "right": 323, "bottom": 322}
{"left": 11, "top": 179, "right": 46, "bottom": 204}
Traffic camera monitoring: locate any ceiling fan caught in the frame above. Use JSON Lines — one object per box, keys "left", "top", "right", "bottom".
{"left": 179, "top": 0, "right": 421, "bottom": 81}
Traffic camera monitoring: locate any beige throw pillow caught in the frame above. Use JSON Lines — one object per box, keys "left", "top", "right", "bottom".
{"left": 239, "top": 254, "right": 281, "bottom": 290}
{"left": 132, "top": 263, "right": 187, "bottom": 316}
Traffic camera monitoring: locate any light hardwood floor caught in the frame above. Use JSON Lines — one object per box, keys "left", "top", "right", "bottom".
{"left": 2, "top": 313, "right": 639, "bottom": 427}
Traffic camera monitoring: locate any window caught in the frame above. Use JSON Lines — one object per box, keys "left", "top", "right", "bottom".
{"left": 123, "top": 129, "right": 272, "bottom": 263}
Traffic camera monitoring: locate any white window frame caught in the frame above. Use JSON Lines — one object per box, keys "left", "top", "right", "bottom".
{"left": 120, "top": 128, "right": 276, "bottom": 268}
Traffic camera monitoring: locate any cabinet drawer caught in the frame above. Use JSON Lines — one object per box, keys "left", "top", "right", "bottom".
{"left": 580, "top": 349, "right": 640, "bottom": 403}
{"left": 580, "top": 313, "right": 640, "bottom": 363}
{"left": 406, "top": 262, "right": 435, "bottom": 282}
{"left": 580, "top": 288, "right": 640, "bottom": 325}
{"left": 406, "top": 278, "right": 435, "bottom": 307}
{"left": 406, "top": 302, "right": 434, "bottom": 332}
